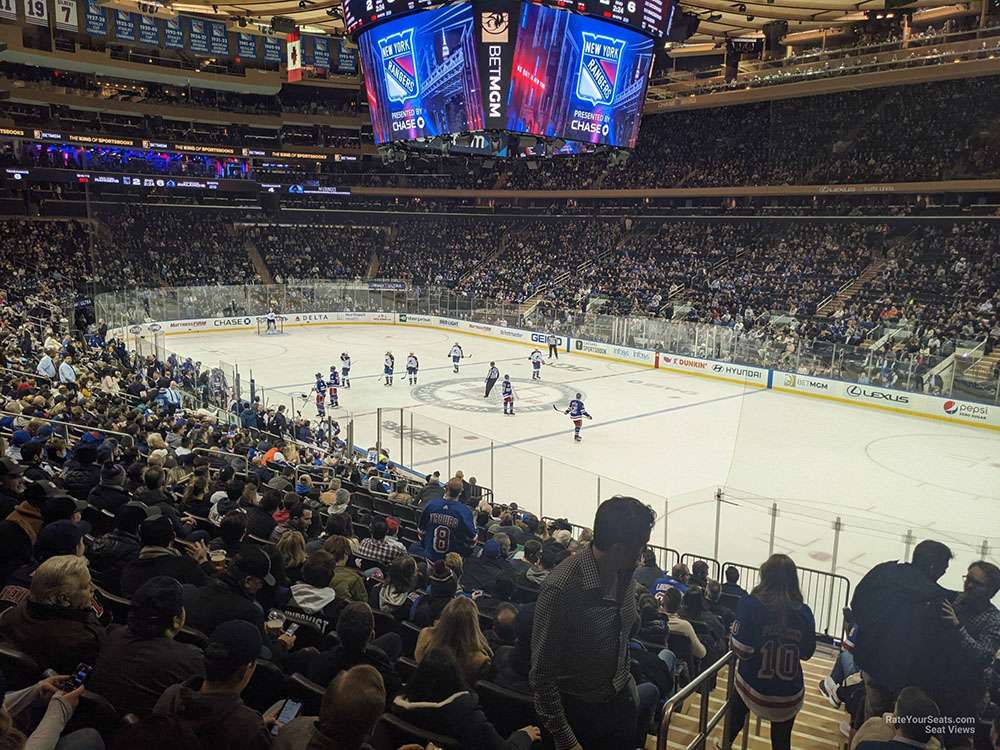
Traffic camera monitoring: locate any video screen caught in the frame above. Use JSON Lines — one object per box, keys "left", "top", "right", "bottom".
{"left": 358, "top": 2, "right": 485, "bottom": 144}
{"left": 505, "top": 3, "right": 653, "bottom": 148}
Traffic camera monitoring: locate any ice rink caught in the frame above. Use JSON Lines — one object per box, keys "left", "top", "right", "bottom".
{"left": 173, "top": 323, "right": 1000, "bottom": 594}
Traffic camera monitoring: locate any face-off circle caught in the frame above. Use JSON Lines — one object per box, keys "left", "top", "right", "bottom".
{"left": 411, "top": 378, "right": 584, "bottom": 414}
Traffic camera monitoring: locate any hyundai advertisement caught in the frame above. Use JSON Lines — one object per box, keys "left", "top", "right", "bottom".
{"left": 359, "top": 2, "right": 485, "bottom": 144}
{"left": 505, "top": 2, "right": 653, "bottom": 148}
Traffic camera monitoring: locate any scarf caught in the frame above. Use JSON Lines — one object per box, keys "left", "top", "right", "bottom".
{"left": 138, "top": 545, "right": 181, "bottom": 560}
{"left": 6, "top": 502, "right": 43, "bottom": 545}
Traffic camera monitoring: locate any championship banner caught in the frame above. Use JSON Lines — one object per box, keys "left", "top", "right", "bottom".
{"left": 473, "top": 0, "right": 519, "bottom": 130}
{"left": 287, "top": 29, "right": 302, "bottom": 81}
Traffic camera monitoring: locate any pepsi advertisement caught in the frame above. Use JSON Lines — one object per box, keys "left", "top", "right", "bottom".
{"left": 359, "top": 2, "right": 484, "bottom": 144}
{"left": 505, "top": 3, "right": 653, "bottom": 148}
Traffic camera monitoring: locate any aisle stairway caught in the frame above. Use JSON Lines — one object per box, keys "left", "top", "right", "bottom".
{"left": 816, "top": 258, "right": 885, "bottom": 318}
{"left": 650, "top": 646, "right": 843, "bottom": 750}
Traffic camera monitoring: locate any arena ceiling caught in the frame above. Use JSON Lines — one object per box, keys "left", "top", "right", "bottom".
{"left": 167, "top": 0, "right": 951, "bottom": 46}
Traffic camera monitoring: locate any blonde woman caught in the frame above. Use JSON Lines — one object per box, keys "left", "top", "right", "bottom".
{"left": 0, "top": 555, "right": 105, "bottom": 674}
{"left": 275, "top": 530, "right": 307, "bottom": 583}
{"left": 414, "top": 596, "right": 493, "bottom": 685}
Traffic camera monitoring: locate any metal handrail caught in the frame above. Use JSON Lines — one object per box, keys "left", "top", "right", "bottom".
{"left": 191, "top": 447, "right": 249, "bottom": 477}
{"left": 0, "top": 410, "right": 135, "bottom": 449}
{"left": 0, "top": 364, "right": 51, "bottom": 383}
{"left": 657, "top": 650, "right": 735, "bottom": 750}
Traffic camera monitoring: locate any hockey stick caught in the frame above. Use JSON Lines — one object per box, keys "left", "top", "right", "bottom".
{"left": 552, "top": 404, "right": 564, "bottom": 413}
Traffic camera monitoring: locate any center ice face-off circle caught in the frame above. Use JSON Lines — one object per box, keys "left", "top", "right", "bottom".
{"left": 411, "top": 378, "right": 584, "bottom": 414}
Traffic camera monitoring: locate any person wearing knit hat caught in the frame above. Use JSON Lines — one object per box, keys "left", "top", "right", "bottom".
{"left": 409, "top": 560, "right": 460, "bottom": 627}
{"left": 87, "top": 462, "right": 131, "bottom": 514}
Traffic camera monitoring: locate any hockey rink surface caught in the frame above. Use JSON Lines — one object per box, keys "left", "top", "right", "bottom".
{"left": 173, "top": 323, "right": 1000, "bottom": 592}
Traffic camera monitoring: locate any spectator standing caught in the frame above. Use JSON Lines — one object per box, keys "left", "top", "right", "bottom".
{"left": 417, "top": 478, "right": 476, "bottom": 560}
{"left": 530, "top": 496, "right": 655, "bottom": 750}
{"left": 58, "top": 355, "right": 76, "bottom": 385}
{"left": 850, "top": 540, "right": 954, "bottom": 719}
{"left": 722, "top": 554, "right": 816, "bottom": 750}
{"left": 722, "top": 566, "right": 749, "bottom": 598}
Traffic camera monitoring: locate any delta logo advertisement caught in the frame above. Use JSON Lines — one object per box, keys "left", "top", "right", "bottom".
{"left": 941, "top": 399, "right": 990, "bottom": 421}
{"left": 576, "top": 32, "right": 625, "bottom": 106}
{"left": 378, "top": 29, "right": 419, "bottom": 104}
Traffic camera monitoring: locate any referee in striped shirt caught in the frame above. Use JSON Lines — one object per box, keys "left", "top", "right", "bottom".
{"left": 530, "top": 496, "right": 656, "bottom": 750}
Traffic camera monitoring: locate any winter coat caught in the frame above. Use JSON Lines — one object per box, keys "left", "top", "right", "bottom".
{"left": 153, "top": 677, "right": 271, "bottom": 750}
{"left": 391, "top": 690, "right": 532, "bottom": 750}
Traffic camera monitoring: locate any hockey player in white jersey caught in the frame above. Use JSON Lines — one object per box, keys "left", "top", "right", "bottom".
{"left": 340, "top": 352, "right": 352, "bottom": 388}
{"left": 383, "top": 352, "right": 395, "bottom": 386}
{"left": 448, "top": 343, "right": 464, "bottom": 373}
{"left": 529, "top": 350, "right": 543, "bottom": 380}
{"left": 406, "top": 353, "right": 419, "bottom": 385}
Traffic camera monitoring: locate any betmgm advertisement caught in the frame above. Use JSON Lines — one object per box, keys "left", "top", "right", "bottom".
{"left": 359, "top": 2, "right": 485, "bottom": 144}
{"left": 504, "top": 3, "right": 653, "bottom": 148}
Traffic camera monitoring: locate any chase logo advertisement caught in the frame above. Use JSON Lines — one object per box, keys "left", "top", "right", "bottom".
{"left": 577, "top": 32, "right": 624, "bottom": 105}
{"left": 505, "top": 3, "right": 653, "bottom": 148}
{"left": 378, "top": 30, "right": 419, "bottom": 103}
{"left": 359, "top": 2, "right": 484, "bottom": 144}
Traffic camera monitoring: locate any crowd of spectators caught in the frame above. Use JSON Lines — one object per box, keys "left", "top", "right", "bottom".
{"left": 93, "top": 207, "right": 261, "bottom": 289}
{"left": 250, "top": 224, "right": 375, "bottom": 283}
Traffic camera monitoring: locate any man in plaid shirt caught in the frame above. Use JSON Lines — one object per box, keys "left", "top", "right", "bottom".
{"left": 357, "top": 518, "right": 406, "bottom": 566}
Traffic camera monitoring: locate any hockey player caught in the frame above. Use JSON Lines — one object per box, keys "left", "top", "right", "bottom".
{"left": 384, "top": 352, "right": 395, "bottom": 386}
{"left": 406, "top": 353, "right": 419, "bottom": 385}
{"left": 328, "top": 367, "right": 340, "bottom": 408}
{"left": 449, "top": 343, "right": 464, "bottom": 373}
{"left": 340, "top": 352, "right": 352, "bottom": 388}
{"left": 501, "top": 375, "right": 515, "bottom": 415}
{"left": 484, "top": 361, "right": 500, "bottom": 398}
{"left": 564, "top": 393, "right": 592, "bottom": 442}
{"left": 265, "top": 309, "right": 278, "bottom": 333}
{"left": 529, "top": 349, "right": 543, "bottom": 380}
{"left": 312, "top": 373, "right": 327, "bottom": 418}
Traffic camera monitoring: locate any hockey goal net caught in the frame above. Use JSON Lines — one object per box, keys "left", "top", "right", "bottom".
{"left": 256, "top": 316, "right": 285, "bottom": 335}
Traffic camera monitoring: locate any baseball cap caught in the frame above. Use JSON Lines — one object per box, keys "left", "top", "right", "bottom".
{"left": 265, "top": 476, "right": 292, "bottom": 492}
{"left": 139, "top": 515, "right": 176, "bottom": 546}
{"left": 130, "top": 576, "right": 185, "bottom": 619}
{"left": 0, "top": 457, "right": 25, "bottom": 477}
{"left": 35, "top": 520, "right": 85, "bottom": 560}
{"left": 234, "top": 545, "right": 276, "bottom": 586}
{"left": 11, "top": 430, "right": 31, "bottom": 447}
{"left": 209, "top": 620, "right": 263, "bottom": 667}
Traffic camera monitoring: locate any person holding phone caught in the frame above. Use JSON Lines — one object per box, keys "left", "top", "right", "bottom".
{"left": 0, "top": 672, "right": 102, "bottom": 750}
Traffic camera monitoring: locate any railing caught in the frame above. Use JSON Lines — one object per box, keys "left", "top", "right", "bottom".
{"left": 0, "top": 410, "right": 135, "bottom": 449}
{"left": 657, "top": 651, "right": 736, "bottom": 750}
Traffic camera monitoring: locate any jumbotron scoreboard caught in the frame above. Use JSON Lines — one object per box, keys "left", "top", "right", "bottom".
{"left": 343, "top": 0, "right": 675, "bottom": 152}
{"left": 344, "top": 0, "right": 673, "bottom": 40}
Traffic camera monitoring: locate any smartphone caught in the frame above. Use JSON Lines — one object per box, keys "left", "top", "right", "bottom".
{"left": 271, "top": 699, "right": 302, "bottom": 735}
{"left": 61, "top": 663, "right": 93, "bottom": 691}
{"left": 284, "top": 623, "right": 299, "bottom": 636}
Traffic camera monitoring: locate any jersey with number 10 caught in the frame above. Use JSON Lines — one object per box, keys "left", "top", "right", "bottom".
{"left": 731, "top": 594, "right": 816, "bottom": 722}
{"left": 418, "top": 497, "right": 476, "bottom": 561}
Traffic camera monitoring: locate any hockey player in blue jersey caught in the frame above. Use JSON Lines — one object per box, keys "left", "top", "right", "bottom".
{"left": 564, "top": 393, "right": 592, "bottom": 442}
{"left": 383, "top": 352, "right": 395, "bottom": 386}
{"left": 501, "top": 375, "right": 515, "bottom": 415}
{"left": 724, "top": 554, "right": 815, "bottom": 750}
{"left": 406, "top": 353, "right": 419, "bottom": 385}
{"left": 340, "top": 352, "right": 352, "bottom": 388}
{"left": 327, "top": 367, "right": 340, "bottom": 408}
{"left": 312, "top": 373, "right": 327, "bottom": 418}
{"left": 417, "top": 478, "right": 476, "bottom": 560}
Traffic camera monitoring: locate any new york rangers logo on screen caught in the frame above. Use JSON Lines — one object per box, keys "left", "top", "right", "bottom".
{"left": 378, "top": 29, "right": 419, "bottom": 103}
{"left": 577, "top": 32, "right": 625, "bottom": 105}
